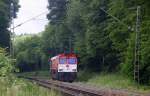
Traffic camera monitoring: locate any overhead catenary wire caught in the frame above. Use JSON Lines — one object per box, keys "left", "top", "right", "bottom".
{"left": 100, "top": 8, "right": 131, "bottom": 30}
{"left": 11, "top": 11, "right": 49, "bottom": 29}
{"left": 9, "top": 9, "right": 49, "bottom": 63}
{"left": 100, "top": 7, "right": 141, "bottom": 84}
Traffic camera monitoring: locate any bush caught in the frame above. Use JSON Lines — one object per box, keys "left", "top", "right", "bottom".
{"left": 0, "top": 76, "right": 61, "bottom": 96}
{"left": 0, "top": 48, "right": 13, "bottom": 76}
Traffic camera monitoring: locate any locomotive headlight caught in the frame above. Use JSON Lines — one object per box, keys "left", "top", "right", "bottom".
{"left": 72, "top": 69, "right": 77, "bottom": 72}
{"left": 59, "top": 69, "right": 63, "bottom": 72}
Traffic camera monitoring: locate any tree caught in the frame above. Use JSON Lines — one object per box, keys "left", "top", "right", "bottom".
{"left": 47, "top": 0, "right": 68, "bottom": 24}
{"left": 43, "top": 0, "right": 150, "bottom": 84}
{"left": 0, "top": 48, "right": 13, "bottom": 76}
{"left": 15, "top": 35, "right": 48, "bottom": 72}
{"left": 0, "top": 0, "right": 19, "bottom": 49}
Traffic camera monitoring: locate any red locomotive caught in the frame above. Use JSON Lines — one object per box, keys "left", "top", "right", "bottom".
{"left": 50, "top": 53, "right": 77, "bottom": 82}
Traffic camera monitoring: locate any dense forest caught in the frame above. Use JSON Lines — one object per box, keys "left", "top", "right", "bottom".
{"left": 15, "top": 0, "right": 150, "bottom": 85}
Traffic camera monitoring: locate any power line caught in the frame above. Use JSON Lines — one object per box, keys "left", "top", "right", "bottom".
{"left": 100, "top": 8, "right": 132, "bottom": 30}
{"left": 100, "top": 7, "right": 141, "bottom": 83}
{"left": 11, "top": 11, "right": 49, "bottom": 29}
{"left": 9, "top": 8, "right": 48, "bottom": 64}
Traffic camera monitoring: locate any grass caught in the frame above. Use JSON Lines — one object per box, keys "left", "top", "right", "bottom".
{"left": 17, "top": 70, "right": 150, "bottom": 94}
{"left": 0, "top": 75, "right": 61, "bottom": 96}
{"left": 77, "top": 71, "right": 150, "bottom": 94}
{"left": 16, "top": 71, "right": 51, "bottom": 79}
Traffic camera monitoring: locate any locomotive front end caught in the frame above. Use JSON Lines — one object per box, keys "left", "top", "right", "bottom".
{"left": 58, "top": 56, "right": 77, "bottom": 72}
{"left": 50, "top": 53, "right": 78, "bottom": 82}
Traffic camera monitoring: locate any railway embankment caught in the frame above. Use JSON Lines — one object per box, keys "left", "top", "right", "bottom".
{"left": 21, "top": 76, "right": 147, "bottom": 96}
{"left": 77, "top": 71, "right": 150, "bottom": 94}
{"left": 0, "top": 75, "right": 60, "bottom": 96}
{"left": 77, "top": 71, "right": 150, "bottom": 95}
{"left": 17, "top": 71, "right": 150, "bottom": 96}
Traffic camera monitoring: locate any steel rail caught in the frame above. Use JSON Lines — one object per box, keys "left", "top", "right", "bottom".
{"left": 27, "top": 77, "right": 103, "bottom": 96}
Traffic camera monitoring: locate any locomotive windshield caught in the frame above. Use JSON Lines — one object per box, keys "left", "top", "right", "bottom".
{"left": 68, "top": 58, "right": 76, "bottom": 64}
{"left": 59, "top": 57, "right": 77, "bottom": 64}
{"left": 59, "top": 58, "right": 66, "bottom": 64}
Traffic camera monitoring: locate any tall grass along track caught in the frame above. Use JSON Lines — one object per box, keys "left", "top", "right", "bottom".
{"left": 18, "top": 76, "right": 146, "bottom": 96}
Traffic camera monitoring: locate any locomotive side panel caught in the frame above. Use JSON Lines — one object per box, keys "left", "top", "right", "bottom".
{"left": 51, "top": 56, "right": 59, "bottom": 79}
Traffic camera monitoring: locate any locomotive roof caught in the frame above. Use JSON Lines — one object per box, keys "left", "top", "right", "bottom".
{"left": 51, "top": 53, "right": 77, "bottom": 60}
{"left": 51, "top": 56, "right": 58, "bottom": 60}
{"left": 58, "top": 53, "right": 77, "bottom": 57}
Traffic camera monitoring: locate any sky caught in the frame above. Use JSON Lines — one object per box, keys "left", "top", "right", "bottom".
{"left": 14, "top": 0, "right": 49, "bottom": 35}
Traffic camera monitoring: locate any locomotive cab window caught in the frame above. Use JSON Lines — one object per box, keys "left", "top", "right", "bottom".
{"left": 68, "top": 58, "right": 76, "bottom": 64}
{"left": 59, "top": 58, "right": 66, "bottom": 64}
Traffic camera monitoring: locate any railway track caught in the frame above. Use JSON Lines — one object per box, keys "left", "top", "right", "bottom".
{"left": 23, "top": 77, "right": 144, "bottom": 96}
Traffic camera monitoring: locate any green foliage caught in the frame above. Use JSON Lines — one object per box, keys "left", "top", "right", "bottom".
{"left": 120, "top": 0, "right": 150, "bottom": 84}
{"left": 0, "top": 0, "right": 19, "bottom": 48}
{"left": 0, "top": 76, "right": 61, "bottom": 96}
{"left": 40, "top": 0, "right": 150, "bottom": 85}
{"left": 14, "top": 0, "right": 150, "bottom": 85}
{"left": 14, "top": 35, "right": 48, "bottom": 72}
{"left": 0, "top": 48, "right": 13, "bottom": 76}
{"left": 76, "top": 70, "right": 95, "bottom": 82}
{"left": 64, "top": 0, "right": 120, "bottom": 72}
{"left": 47, "top": 0, "right": 67, "bottom": 24}
{"left": 18, "top": 71, "right": 50, "bottom": 79}
{"left": 86, "top": 73, "right": 150, "bottom": 93}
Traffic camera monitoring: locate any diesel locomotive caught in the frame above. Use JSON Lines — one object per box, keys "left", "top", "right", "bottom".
{"left": 50, "top": 53, "right": 78, "bottom": 82}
